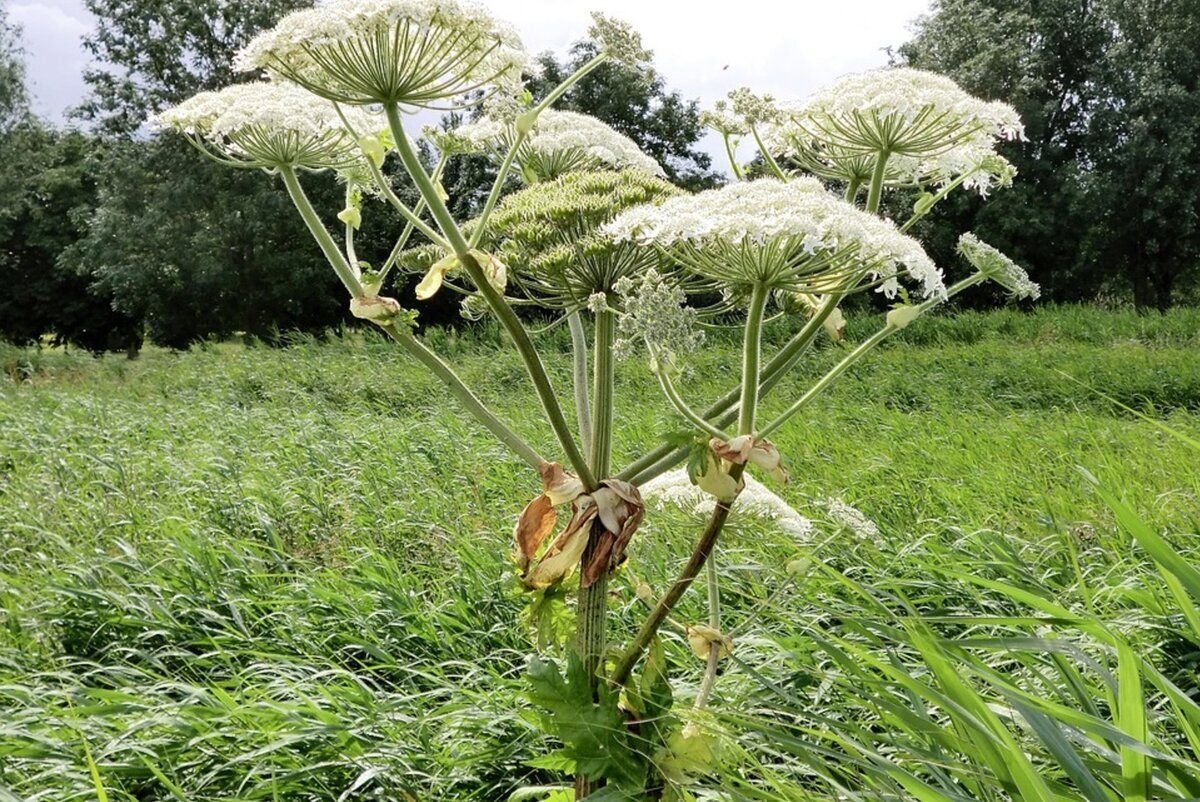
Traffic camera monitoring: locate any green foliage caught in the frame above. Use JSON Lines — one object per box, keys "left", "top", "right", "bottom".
{"left": 899, "top": 0, "right": 1200, "bottom": 308}
{"left": 0, "top": 121, "right": 140, "bottom": 350}
{"left": 62, "top": 137, "right": 355, "bottom": 348}
{"left": 1081, "top": 0, "right": 1200, "bottom": 311}
{"left": 77, "top": 0, "right": 314, "bottom": 136}
{"left": 0, "top": 308, "right": 1197, "bottom": 798}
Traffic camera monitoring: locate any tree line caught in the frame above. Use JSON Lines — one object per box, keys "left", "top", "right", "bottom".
{"left": 1, "top": 0, "right": 1197, "bottom": 355}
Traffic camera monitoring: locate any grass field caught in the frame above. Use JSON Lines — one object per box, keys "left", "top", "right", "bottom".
{"left": 2, "top": 304, "right": 1199, "bottom": 800}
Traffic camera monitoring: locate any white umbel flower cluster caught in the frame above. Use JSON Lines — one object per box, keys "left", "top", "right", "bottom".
{"left": 450, "top": 110, "right": 666, "bottom": 180}
{"left": 605, "top": 178, "right": 944, "bottom": 298}
{"left": 796, "top": 67, "right": 1024, "bottom": 152}
{"left": 155, "top": 82, "right": 383, "bottom": 170}
{"left": 641, "top": 468, "right": 814, "bottom": 540}
{"left": 757, "top": 69, "right": 1022, "bottom": 194}
{"left": 824, "top": 497, "right": 881, "bottom": 540}
{"left": 958, "top": 233, "right": 1041, "bottom": 299}
{"left": 235, "top": 0, "right": 531, "bottom": 107}
{"left": 763, "top": 105, "right": 1017, "bottom": 196}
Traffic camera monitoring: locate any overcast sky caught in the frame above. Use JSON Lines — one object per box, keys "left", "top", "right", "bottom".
{"left": 10, "top": 0, "right": 931, "bottom": 166}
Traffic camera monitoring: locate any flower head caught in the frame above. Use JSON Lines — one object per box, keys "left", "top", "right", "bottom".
{"left": 235, "top": 0, "right": 531, "bottom": 107}
{"left": 605, "top": 178, "right": 944, "bottom": 298}
{"left": 406, "top": 170, "right": 681, "bottom": 311}
{"left": 155, "top": 82, "right": 383, "bottom": 170}
{"left": 447, "top": 109, "right": 665, "bottom": 181}
{"left": 727, "top": 87, "right": 780, "bottom": 127}
{"left": 700, "top": 99, "right": 749, "bottom": 138}
{"left": 761, "top": 69, "right": 1022, "bottom": 193}
{"left": 796, "top": 67, "right": 1023, "bottom": 154}
{"left": 640, "top": 468, "right": 814, "bottom": 540}
{"left": 588, "top": 12, "right": 651, "bottom": 68}
{"left": 613, "top": 268, "right": 704, "bottom": 366}
{"left": 958, "top": 233, "right": 1040, "bottom": 299}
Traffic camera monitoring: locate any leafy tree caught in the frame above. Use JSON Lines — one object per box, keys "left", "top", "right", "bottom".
{"left": 1, "top": 128, "right": 143, "bottom": 352}
{"left": 63, "top": 140, "right": 353, "bottom": 348}
{"left": 898, "top": 0, "right": 1108, "bottom": 302}
{"left": 1081, "top": 0, "right": 1200, "bottom": 310}
{"left": 68, "top": 0, "right": 390, "bottom": 345}
{"left": 0, "top": 8, "right": 140, "bottom": 352}
{"left": 901, "top": 0, "right": 1200, "bottom": 309}
{"left": 77, "top": 0, "right": 310, "bottom": 135}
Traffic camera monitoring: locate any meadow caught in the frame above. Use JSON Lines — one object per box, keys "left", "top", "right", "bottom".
{"left": 2, "top": 304, "right": 1199, "bottom": 800}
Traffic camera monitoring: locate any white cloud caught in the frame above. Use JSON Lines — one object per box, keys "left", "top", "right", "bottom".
{"left": 10, "top": 0, "right": 91, "bottom": 122}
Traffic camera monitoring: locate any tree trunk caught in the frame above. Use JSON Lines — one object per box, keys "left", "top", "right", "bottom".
{"left": 1152, "top": 269, "right": 1175, "bottom": 312}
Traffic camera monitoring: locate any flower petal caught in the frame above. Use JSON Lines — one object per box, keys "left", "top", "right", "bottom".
{"left": 513, "top": 493, "right": 557, "bottom": 572}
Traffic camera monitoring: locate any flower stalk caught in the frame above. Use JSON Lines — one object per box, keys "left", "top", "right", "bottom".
{"left": 385, "top": 102, "right": 596, "bottom": 489}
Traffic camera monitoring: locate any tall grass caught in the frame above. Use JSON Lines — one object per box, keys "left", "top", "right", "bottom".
{"left": 1, "top": 306, "right": 1198, "bottom": 799}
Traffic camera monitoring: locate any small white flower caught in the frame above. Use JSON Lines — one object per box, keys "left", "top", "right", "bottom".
{"left": 448, "top": 109, "right": 665, "bottom": 180}
{"left": 605, "top": 178, "right": 944, "bottom": 298}
{"left": 825, "top": 497, "right": 881, "bottom": 540}
{"left": 641, "top": 468, "right": 814, "bottom": 540}
{"left": 235, "top": 0, "right": 531, "bottom": 108}
{"left": 958, "top": 233, "right": 1041, "bottom": 299}
{"left": 154, "top": 82, "right": 383, "bottom": 170}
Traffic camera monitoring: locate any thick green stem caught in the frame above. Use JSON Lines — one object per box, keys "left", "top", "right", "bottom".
{"left": 738, "top": 283, "right": 770, "bottom": 436}
{"left": 865, "top": 151, "right": 891, "bottom": 215}
{"left": 617, "top": 294, "right": 842, "bottom": 484}
{"left": 609, "top": 464, "right": 745, "bottom": 689}
{"left": 385, "top": 103, "right": 595, "bottom": 489}
{"left": 588, "top": 309, "right": 615, "bottom": 480}
{"left": 279, "top": 166, "right": 364, "bottom": 297}
{"left": 574, "top": 307, "right": 615, "bottom": 800}
{"left": 752, "top": 126, "right": 788, "bottom": 181}
{"left": 845, "top": 178, "right": 862, "bottom": 204}
{"left": 568, "top": 312, "right": 593, "bottom": 458}
{"left": 382, "top": 324, "right": 544, "bottom": 468}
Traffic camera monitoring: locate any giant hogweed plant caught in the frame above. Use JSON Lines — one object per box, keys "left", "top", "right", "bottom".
{"left": 158, "top": 2, "right": 1039, "bottom": 797}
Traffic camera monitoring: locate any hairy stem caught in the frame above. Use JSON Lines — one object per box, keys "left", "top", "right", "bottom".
{"left": 865, "top": 150, "right": 891, "bottom": 215}
{"left": 574, "top": 307, "right": 615, "bottom": 800}
{"left": 385, "top": 102, "right": 595, "bottom": 488}
{"left": 845, "top": 178, "right": 862, "bottom": 204}
{"left": 739, "top": 282, "right": 770, "bottom": 436}
{"left": 568, "top": 312, "right": 593, "bottom": 458}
